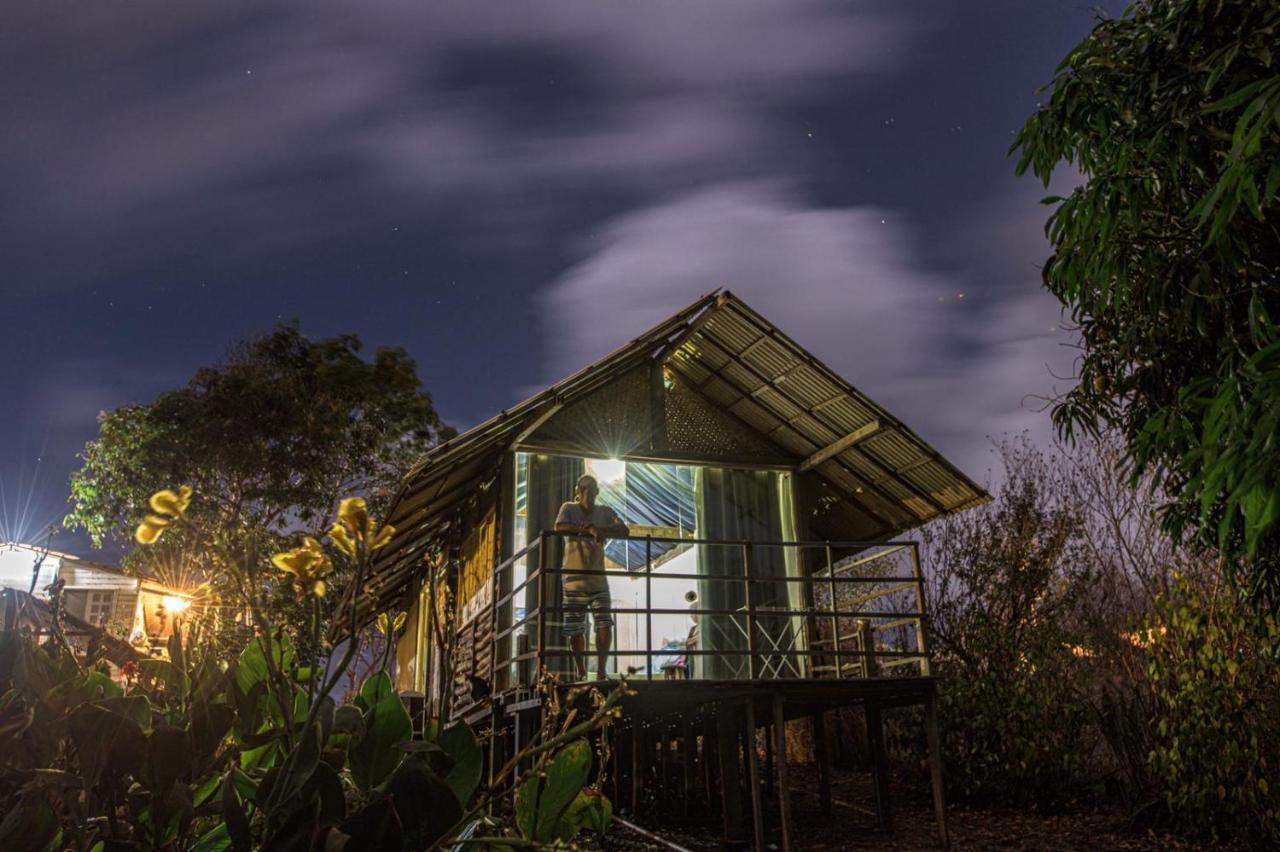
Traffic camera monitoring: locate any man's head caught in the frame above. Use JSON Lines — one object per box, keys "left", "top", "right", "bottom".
{"left": 576, "top": 474, "right": 599, "bottom": 508}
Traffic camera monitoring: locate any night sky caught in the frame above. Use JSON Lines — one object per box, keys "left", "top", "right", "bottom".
{"left": 1, "top": 1, "right": 1118, "bottom": 554}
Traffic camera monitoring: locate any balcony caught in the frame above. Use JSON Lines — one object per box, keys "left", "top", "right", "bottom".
{"left": 457, "top": 530, "right": 931, "bottom": 706}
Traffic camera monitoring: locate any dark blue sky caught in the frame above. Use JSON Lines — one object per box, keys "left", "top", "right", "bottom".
{"left": 1, "top": 1, "right": 1117, "bottom": 553}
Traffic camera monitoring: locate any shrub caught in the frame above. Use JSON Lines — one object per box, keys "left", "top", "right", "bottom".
{"left": 1145, "top": 575, "right": 1280, "bottom": 843}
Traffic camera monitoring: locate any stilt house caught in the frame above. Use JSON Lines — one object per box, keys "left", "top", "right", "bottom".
{"left": 354, "top": 289, "right": 988, "bottom": 846}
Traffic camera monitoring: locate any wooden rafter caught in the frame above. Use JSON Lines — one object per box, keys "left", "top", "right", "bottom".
{"left": 797, "top": 420, "right": 881, "bottom": 474}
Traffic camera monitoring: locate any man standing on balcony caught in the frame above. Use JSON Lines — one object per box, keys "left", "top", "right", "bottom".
{"left": 555, "top": 473, "right": 629, "bottom": 681}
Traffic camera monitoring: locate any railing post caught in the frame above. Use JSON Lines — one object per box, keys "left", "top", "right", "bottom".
{"left": 825, "top": 544, "right": 841, "bottom": 680}
{"left": 909, "top": 542, "right": 931, "bottom": 676}
{"left": 645, "top": 535, "right": 653, "bottom": 681}
{"left": 536, "top": 532, "right": 547, "bottom": 683}
{"left": 742, "top": 542, "right": 756, "bottom": 680}
{"left": 489, "top": 547, "right": 500, "bottom": 693}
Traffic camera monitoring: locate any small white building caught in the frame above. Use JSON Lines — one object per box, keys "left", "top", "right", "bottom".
{"left": 0, "top": 542, "right": 191, "bottom": 650}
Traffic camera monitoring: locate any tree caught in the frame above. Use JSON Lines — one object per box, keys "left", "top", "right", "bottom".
{"left": 66, "top": 323, "right": 452, "bottom": 574}
{"left": 1012, "top": 0, "right": 1280, "bottom": 605}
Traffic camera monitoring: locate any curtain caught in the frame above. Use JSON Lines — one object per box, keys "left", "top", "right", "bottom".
{"left": 695, "top": 468, "right": 795, "bottom": 680}
{"left": 525, "top": 455, "right": 582, "bottom": 677}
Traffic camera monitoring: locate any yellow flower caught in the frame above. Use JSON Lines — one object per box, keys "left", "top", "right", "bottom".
{"left": 334, "top": 495, "right": 394, "bottom": 553}
{"left": 135, "top": 485, "right": 193, "bottom": 546}
{"left": 328, "top": 522, "right": 357, "bottom": 557}
{"left": 271, "top": 537, "right": 333, "bottom": 597}
{"left": 376, "top": 611, "right": 408, "bottom": 635}
{"left": 337, "top": 497, "right": 371, "bottom": 541}
{"left": 135, "top": 514, "right": 173, "bottom": 544}
{"left": 149, "top": 486, "right": 193, "bottom": 518}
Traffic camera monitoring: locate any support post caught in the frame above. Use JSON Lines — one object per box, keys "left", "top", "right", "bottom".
{"left": 826, "top": 544, "right": 841, "bottom": 679}
{"left": 742, "top": 543, "right": 756, "bottom": 680}
{"left": 631, "top": 723, "right": 641, "bottom": 817}
{"left": 909, "top": 543, "right": 931, "bottom": 676}
{"left": 536, "top": 533, "right": 547, "bottom": 679}
{"left": 771, "top": 694, "right": 793, "bottom": 852}
{"left": 764, "top": 721, "right": 774, "bottom": 794}
{"left": 744, "top": 701, "right": 766, "bottom": 852}
{"left": 703, "top": 713, "right": 717, "bottom": 811}
{"left": 856, "top": 619, "right": 878, "bottom": 678}
{"left": 813, "top": 711, "right": 832, "bottom": 816}
{"left": 645, "top": 536, "right": 653, "bottom": 680}
{"left": 865, "top": 700, "right": 892, "bottom": 832}
{"left": 925, "top": 688, "right": 950, "bottom": 848}
{"left": 683, "top": 718, "right": 696, "bottom": 817}
{"left": 716, "top": 703, "right": 746, "bottom": 845}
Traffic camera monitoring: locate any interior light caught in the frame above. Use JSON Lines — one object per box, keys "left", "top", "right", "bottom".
{"left": 590, "top": 458, "right": 626, "bottom": 485}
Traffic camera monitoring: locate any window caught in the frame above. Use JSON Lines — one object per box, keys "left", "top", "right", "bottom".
{"left": 86, "top": 591, "right": 115, "bottom": 626}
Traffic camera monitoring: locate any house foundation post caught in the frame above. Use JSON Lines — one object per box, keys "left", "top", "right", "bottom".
{"left": 865, "top": 699, "right": 892, "bottom": 832}
{"left": 813, "top": 710, "right": 832, "bottom": 816}
{"left": 771, "top": 694, "right": 793, "bottom": 852}
{"left": 925, "top": 687, "right": 950, "bottom": 849}
{"left": 716, "top": 702, "right": 746, "bottom": 846}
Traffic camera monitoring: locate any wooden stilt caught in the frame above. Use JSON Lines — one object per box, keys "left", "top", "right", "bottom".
{"left": 865, "top": 700, "right": 892, "bottom": 832}
{"left": 771, "top": 695, "right": 793, "bottom": 852}
{"left": 764, "top": 720, "right": 775, "bottom": 794}
{"left": 813, "top": 711, "right": 832, "bottom": 816}
{"left": 716, "top": 703, "right": 746, "bottom": 845}
{"left": 703, "top": 713, "right": 717, "bottom": 811}
{"left": 658, "top": 726, "right": 669, "bottom": 808}
{"left": 683, "top": 718, "right": 696, "bottom": 818}
{"left": 744, "top": 701, "right": 766, "bottom": 852}
{"left": 631, "top": 723, "right": 641, "bottom": 816}
{"left": 925, "top": 688, "right": 950, "bottom": 849}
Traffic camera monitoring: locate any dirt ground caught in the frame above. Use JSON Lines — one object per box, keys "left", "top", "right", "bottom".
{"left": 596, "top": 763, "right": 1219, "bottom": 851}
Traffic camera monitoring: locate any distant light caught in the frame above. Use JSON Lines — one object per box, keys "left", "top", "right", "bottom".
{"left": 162, "top": 595, "right": 191, "bottom": 614}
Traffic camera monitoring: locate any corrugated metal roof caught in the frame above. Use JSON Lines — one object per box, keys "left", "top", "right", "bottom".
{"left": 348, "top": 289, "right": 989, "bottom": 624}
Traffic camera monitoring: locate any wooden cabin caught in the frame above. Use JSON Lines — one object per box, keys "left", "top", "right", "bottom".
{"left": 356, "top": 290, "right": 988, "bottom": 848}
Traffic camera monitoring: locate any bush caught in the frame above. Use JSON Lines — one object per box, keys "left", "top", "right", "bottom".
{"left": 916, "top": 438, "right": 1100, "bottom": 810}
{"left": 1145, "top": 575, "right": 1280, "bottom": 843}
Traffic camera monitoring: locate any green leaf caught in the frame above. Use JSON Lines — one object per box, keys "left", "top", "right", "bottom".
{"left": 0, "top": 792, "right": 60, "bottom": 851}
{"left": 222, "top": 771, "right": 253, "bottom": 852}
{"left": 438, "top": 722, "right": 483, "bottom": 806}
{"left": 139, "top": 658, "right": 191, "bottom": 698}
{"left": 67, "top": 696, "right": 151, "bottom": 790}
{"left": 148, "top": 723, "right": 193, "bottom": 798}
{"left": 518, "top": 740, "right": 593, "bottom": 842}
{"left": 382, "top": 754, "right": 462, "bottom": 846}
{"left": 190, "top": 823, "right": 231, "bottom": 852}
{"left": 339, "top": 798, "right": 404, "bottom": 852}
{"left": 347, "top": 672, "right": 412, "bottom": 791}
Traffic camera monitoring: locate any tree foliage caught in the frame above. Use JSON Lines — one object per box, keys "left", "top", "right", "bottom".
{"left": 66, "top": 323, "right": 451, "bottom": 558}
{"left": 1013, "top": 0, "right": 1280, "bottom": 605}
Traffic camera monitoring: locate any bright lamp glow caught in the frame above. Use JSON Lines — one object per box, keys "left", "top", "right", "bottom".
{"left": 162, "top": 595, "right": 191, "bottom": 613}
{"left": 588, "top": 458, "right": 625, "bottom": 485}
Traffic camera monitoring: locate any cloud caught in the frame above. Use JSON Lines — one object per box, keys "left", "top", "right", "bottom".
{"left": 535, "top": 181, "right": 1074, "bottom": 481}
{"left": 0, "top": 1, "right": 920, "bottom": 281}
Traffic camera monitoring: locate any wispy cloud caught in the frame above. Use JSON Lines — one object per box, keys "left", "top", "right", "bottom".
{"left": 536, "top": 181, "right": 1074, "bottom": 481}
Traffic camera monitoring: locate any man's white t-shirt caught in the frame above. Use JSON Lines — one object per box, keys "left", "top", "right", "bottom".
{"left": 555, "top": 501, "right": 622, "bottom": 594}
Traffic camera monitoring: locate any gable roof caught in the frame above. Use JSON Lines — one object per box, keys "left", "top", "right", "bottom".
{"left": 355, "top": 289, "right": 989, "bottom": 618}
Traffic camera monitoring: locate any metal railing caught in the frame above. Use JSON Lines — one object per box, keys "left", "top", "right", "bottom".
{"left": 467, "top": 530, "right": 931, "bottom": 697}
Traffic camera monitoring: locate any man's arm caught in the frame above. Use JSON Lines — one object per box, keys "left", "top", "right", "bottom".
{"left": 594, "top": 508, "right": 629, "bottom": 539}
